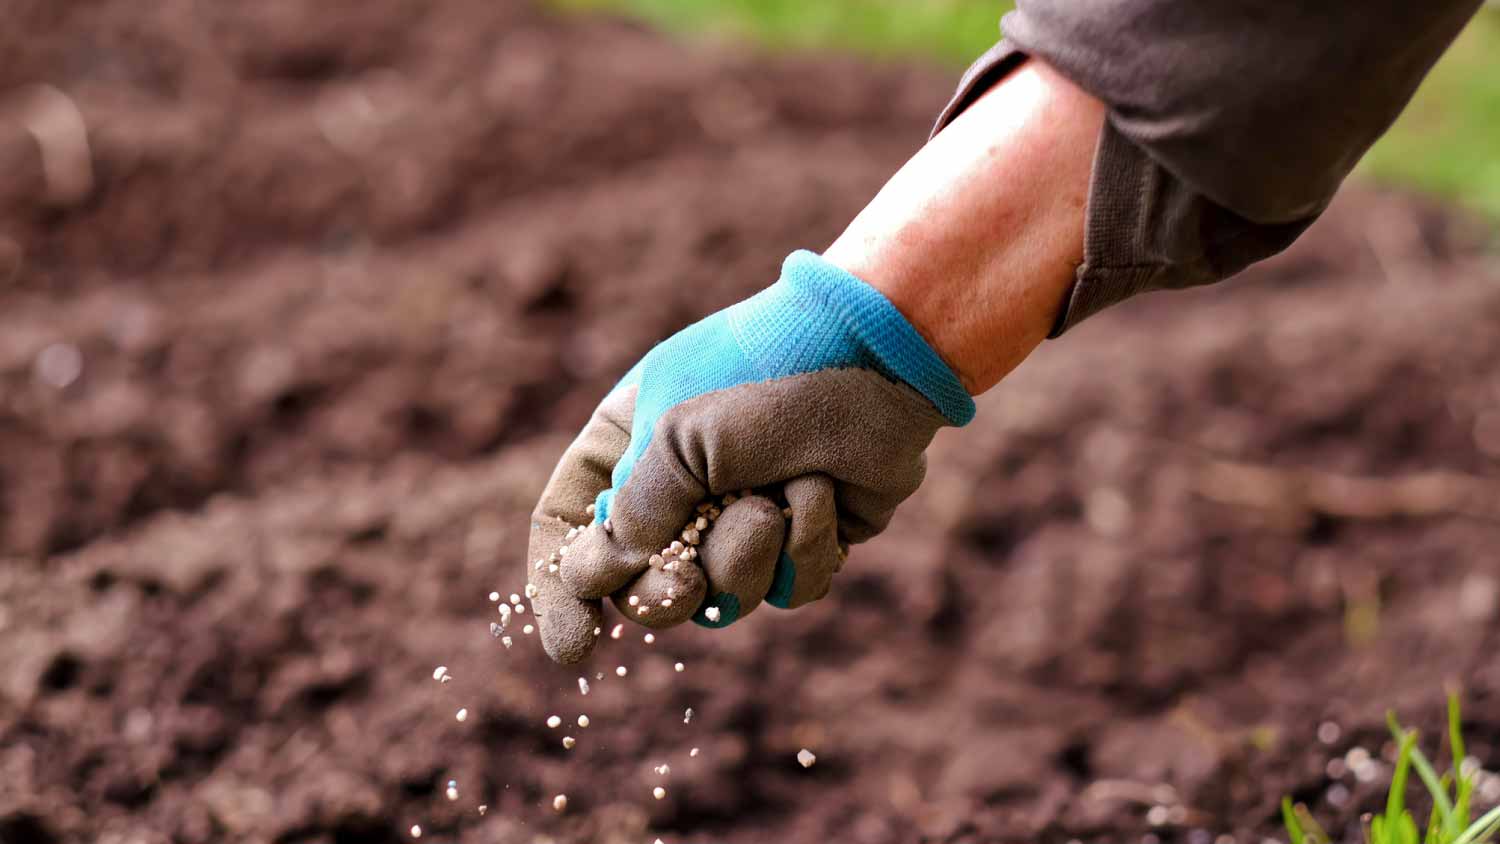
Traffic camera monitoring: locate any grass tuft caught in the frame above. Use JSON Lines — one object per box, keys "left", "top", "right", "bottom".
{"left": 1284, "top": 692, "right": 1492, "bottom": 844}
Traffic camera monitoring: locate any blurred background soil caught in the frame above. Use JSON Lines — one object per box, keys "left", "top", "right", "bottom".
{"left": 2, "top": 1, "right": 1499, "bottom": 843}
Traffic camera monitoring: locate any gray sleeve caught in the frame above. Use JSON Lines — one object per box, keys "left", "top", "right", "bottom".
{"left": 934, "top": 0, "right": 1484, "bottom": 335}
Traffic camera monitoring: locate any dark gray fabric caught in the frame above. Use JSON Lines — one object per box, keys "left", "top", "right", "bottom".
{"left": 935, "top": 1, "right": 1484, "bottom": 334}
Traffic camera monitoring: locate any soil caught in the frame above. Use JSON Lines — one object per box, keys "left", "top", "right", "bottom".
{"left": 3, "top": 2, "right": 1500, "bottom": 843}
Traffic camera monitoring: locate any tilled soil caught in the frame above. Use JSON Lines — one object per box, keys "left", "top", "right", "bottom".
{"left": 3, "top": 2, "right": 1500, "bottom": 843}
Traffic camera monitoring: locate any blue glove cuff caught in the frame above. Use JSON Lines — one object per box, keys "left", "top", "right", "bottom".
{"left": 730, "top": 250, "right": 976, "bottom": 426}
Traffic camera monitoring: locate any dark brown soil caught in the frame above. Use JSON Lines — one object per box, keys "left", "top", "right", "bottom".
{"left": 3, "top": 2, "right": 1499, "bottom": 843}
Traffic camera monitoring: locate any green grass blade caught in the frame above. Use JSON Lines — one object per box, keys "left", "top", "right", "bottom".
{"left": 1285, "top": 796, "right": 1308, "bottom": 844}
{"left": 1449, "top": 694, "right": 1467, "bottom": 770}
{"left": 1387, "top": 726, "right": 1418, "bottom": 838}
{"left": 1401, "top": 739, "right": 1456, "bottom": 826}
{"left": 1454, "top": 806, "right": 1500, "bottom": 844}
{"left": 1295, "top": 803, "right": 1334, "bottom": 844}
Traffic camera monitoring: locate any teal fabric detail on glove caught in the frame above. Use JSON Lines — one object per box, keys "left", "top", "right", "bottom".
{"left": 765, "top": 551, "right": 797, "bottom": 609}
{"left": 693, "top": 593, "right": 740, "bottom": 628}
{"left": 594, "top": 250, "right": 975, "bottom": 524}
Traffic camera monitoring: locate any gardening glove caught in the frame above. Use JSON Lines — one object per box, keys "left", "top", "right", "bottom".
{"left": 528, "top": 250, "right": 975, "bottom": 664}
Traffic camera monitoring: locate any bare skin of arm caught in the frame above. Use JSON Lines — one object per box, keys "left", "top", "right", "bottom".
{"left": 824, "top": 59, "right": 1105, "bottom": 395}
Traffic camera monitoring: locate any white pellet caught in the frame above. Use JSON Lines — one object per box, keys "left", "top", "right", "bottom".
{"left": 577, "top": 715, "right": 590, "bottom": 728}
{"left": 628, "top": 595, "right": 640, "bottom": 607}
{"left": 674, "top": 662, "right": 685, "bottom": 673}
{"left": 522, "top": 624, "right": 535, "bottom": 635}
{"left": 683, "top": 707, "right": 693, "bottom": 724}
{"left": 586, "top": 503, "right": 596, "bottom": 516}
{"left": 690, "top": 747, "right": 699, "bottom": 757}
{"left": 655, "top": 764, "right": 671, "bottom": 776}
{"left": 638, "top": 606, "right": 650, "bottom": 616}
{"left": 498, "top": 604, "right": 512, "bottom": 625}
{"left": 579, "top": 677, "right": 591, "bottom": 695}
{"left": 547, "top": 715, "right": 562, "bottom": 728}
{"left": 513, "top": 603, "right": 526, "bottom": 615}
{"left": 649, "top": 554, "right": 665, "bottom": 568}
{"left": 616, "top": 666, "right": 628, "bottom": 677}
{"left": 552, "top": 794, "right": 568, "bottom": 812}
{"left": 593, "top": 627, "right": 602, "bottom": 636}
{"left": 797, "top": 748, "right": 816, "bottom": 768}
{"left": 445, "top": 780, "right": 459, "bottom": 801}
{"left": 410, "top": 824, "right": 422, "bottom": 838}
{"left": 501, "top": 636, "right": 513, "bottom": 648}
{"left": 643, "top": 633, "right": 655, "bottom": 644}
{"left": 661, "top": 598, "right": 673, "bottom": 608}
{"left": 432, "top": 666, "right": 449, "bottom": 681}
{"left": 510, "top": 593, "right": 521, "bottom": 604}
{"left": 548, "top": 564, "right": 559, "bottom": 573}
{"left": 611, "top": 624, "right": 624, "bottom": 640}
{"left": 489, "top": 622, "right": 503, "bottom": 638}
{"left": 477, "top": 805, "right": 487, "bottom": 815}
{"left": 524, "top": 584, "right": 538, "bottom": 599}
{"left": 488, "top": 591, "right": 500, "bottom": 602}
{"left": 704, "top": 607, "right": 721, "bottom": 622}
{"left": 695, "top": 517, "right": 707, "bottom": 530}
{"left": 455, "top": 708, "right": 468, "bottom": 722}
{"left": 653, "top": 786, "right": 666, "bottom": 800}
{"left": 562, "top": 736, "right": 576, "bottom": 749}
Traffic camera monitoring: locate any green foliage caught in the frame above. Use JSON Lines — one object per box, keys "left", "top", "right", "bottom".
{"left": 551, "top": 0, "right": 1013, "bottom": 66}
{"left": 549, "top": 1, "right": 1500, "bottom": 219}
{"left": 1283, "top": 693, "right": 1497, "bottom": 844}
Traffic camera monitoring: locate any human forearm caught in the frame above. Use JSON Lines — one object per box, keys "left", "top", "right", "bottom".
{"left": 823, "top": 59, "right": 1104, "bottom": 394}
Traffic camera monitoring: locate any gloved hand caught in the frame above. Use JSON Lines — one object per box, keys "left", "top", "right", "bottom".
{"left": 528, "top": 251, "right": 974, "bottom": 664}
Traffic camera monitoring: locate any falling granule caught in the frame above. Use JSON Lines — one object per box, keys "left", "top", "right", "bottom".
{"left": 578, "top": 677, "right": 591, "bottom": 695}
{"left": 547, "top": 715, "right": 562, "bottom": 728}
{"left": 653, "top": 786, "right": 667, "bottom": 800}
{"left": 477, "top": 804, "right": 487, "bottom": 816}
{"left": 683, "top": 708, "right": 693, "bottom": 724}
{"left": 797, "top": 749, "right": 816, "bottom": 768}
{"left": 593, "top": 627, "right": 602, "bottom": 637}
{"left": 432, "top": 666, "right": 449, "bottom": 682}
{"left": 661, "top": 598, "right": 673, "bottom": 608}
{"left": 703, "top": 607, "right": 721, "bottom": 622}
{"left": 643, "top": 633, "right": 655, "bottom": 644}
{"left": 513, "top": 603, "right": 526, "bottom": 615}
{"left": 455, "top": 708, "right": 469, "bottom": 722}
{"left": 510, "top": 593, "right": 521, "bottom": 604}
{"left": 562, "top": 736, "right": 576, "bottom": 749}
{"left": 501, "top": 636, "right": 513, "bottom": 649}
{"left": 552, "top": 794, "right": 568, "bottom": 812}
{"left": 628, "top": 595, "right": 640, "bottom": 607}
{"left": 489, "top": 622, "right": 504, "bottom": 638}
{"left": 489, "top": 591, "right": 500, "bottom": 602}
{"left": 523, "top": 624, "right": 535, "bottom": 635}
{"left": 610, "top": 624, "right": 624, "bottom": 640}
{"left": 577, "top": 715, "right": 590, "bottom": 728}
{"left": 674, "top": 662, "right": 684, "bottom": 673}
{"left": 446, "top": 780, "right": 459, "bottom": 801}
{"left": 689, "top": 747, "right": 699, "bottom": 757}
{"left": 498, "top": 604, "right": 512, "bottom": 625}
{"left": 616, "top": 666, "right": 628, "bottom": 677}
{"left": 410, "top": 825, "right": 422, "bottom": 838}
{"left": 655, "top": 764, "right": 671, "bottom": 776}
